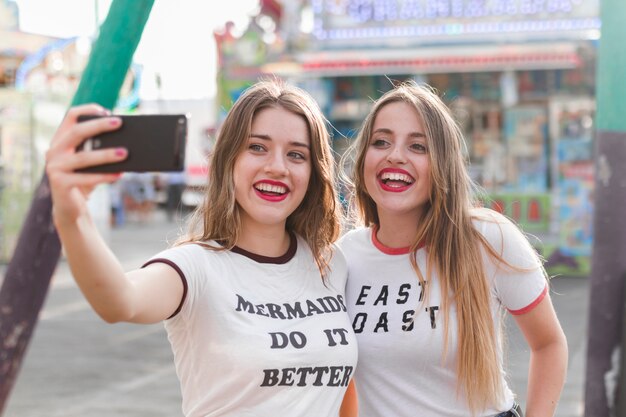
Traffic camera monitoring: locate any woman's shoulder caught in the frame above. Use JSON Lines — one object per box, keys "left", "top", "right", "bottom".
{"left": 152, "top": 241, "right": 226, "bottom": 265}
{"left": 470, "top": 207, "right": 521, "bottom": 240}
{"left": 470, "top": 207, "right": 541, "bottom": 265}
{"left": 169, "top": 240, "right": 224, "bottom": 253}
{"left": 329, "top": 240, "right": 347, "bottom": 265}
{"left": 293, "top": 233, "right": 347, "bottom": 266}
{"left": 320, "top": 242, "right": 349, "bottom": 290}
{"left": 290, "top": 234, "right": 349, "bottom": 288}
{"left": 338, "top": 226, "right": 371, "bottom": 247}
{"left": 470, "top": 206, "right": 509, "bottom": 225}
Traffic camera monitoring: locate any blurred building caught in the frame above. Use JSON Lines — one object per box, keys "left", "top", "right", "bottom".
{"left": 215, "top": 0, "right": 598, "bottom": 275}
{"left": 0, "top": 0, "right": 93, "bottom": 262}
{"left": 0, "top": 1, "right": 217, "bottom": 260}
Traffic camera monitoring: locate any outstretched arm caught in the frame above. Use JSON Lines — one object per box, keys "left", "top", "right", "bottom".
{"left": 513, "top": 294, "right": 568, "bottom": 417}
{"left": 47, "top": 105, "right": 183, "bottom": 324}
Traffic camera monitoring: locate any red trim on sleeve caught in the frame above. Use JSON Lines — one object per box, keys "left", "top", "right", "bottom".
{"left": 508, "top": 284, "right": 548, "bottom": 315}
{"left": 142, "top": 258, "right": 188, "bottom": 320}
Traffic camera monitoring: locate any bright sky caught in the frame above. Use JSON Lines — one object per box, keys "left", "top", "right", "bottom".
{"left": 14, "top": 0, "right": 259, "bottom": 99}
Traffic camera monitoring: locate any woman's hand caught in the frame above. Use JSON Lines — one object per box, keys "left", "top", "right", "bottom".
{"left": 46, "top": 104, "right": 128, "bottom": 227}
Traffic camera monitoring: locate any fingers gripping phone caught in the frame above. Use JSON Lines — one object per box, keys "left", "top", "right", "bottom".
{"left": 76, "top": 114, "right": 188, "bottom": 173}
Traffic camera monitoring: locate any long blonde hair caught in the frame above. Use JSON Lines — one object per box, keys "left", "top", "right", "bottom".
{"left": 180, "top": 80, "right": 341, "bottom": 276}
{"left": 348, "top": 81, "right": 512, "bottom": 412}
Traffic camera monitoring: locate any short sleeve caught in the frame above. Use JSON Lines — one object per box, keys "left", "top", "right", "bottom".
{"left": 476, "top": 210, "right": 548, "bottom": 315}
{"left": 142, "top": 243, "right": 209, "bottom": 320}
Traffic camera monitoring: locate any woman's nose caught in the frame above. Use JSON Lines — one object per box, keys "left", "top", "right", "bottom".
{"left": 386, "top": 145, "right": 407, "bottom": 164}
{"left": 264, "top": 153, "right": 288, "bottom": 175}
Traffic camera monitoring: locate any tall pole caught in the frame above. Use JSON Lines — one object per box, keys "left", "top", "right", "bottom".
{"left": 584, "top": 0, "right": 626, "bottom": 415}
{"left": 0, "top": 1, "right": 154, "bottom": 413}
{"left": 618, "top": 272, "right": 626, "bottom": 417}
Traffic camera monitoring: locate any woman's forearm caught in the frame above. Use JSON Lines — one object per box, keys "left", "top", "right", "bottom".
{"left": 525, "top": 337, "right": 568, "bottom": 417}
{"left": 56, "top": 211, "right": 135, "bottom": 323}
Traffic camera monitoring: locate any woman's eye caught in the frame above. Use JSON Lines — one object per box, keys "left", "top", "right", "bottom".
{"left": 411, "top": 143, "right": 427, "bottom": 153}
{"left": 249, "top": 143, "right": 265, "bottom": 152}
{"left": 288, "top": 151, "right": 306, "bottom": 161}
{"left": 371, "top": 138, "right": 389, "bottom": 147}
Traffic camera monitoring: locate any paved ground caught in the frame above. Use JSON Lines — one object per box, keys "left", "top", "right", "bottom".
{"left": 2, "top": 210, "right": 588, "bottom": 416}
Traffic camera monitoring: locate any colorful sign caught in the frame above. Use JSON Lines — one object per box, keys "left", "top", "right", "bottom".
{"left": 503, "top": 106, "right": 549, "bottom": 193}
{"left": 558, "top": 160, "right": 593, "bottom": 257}
{"left": 311, "top": 0, "right": 600, "bottom": 44}
{"left": 482, "top": 192, "right": 550, "bottom": 233}
{"left": 555, "top": 105, "right": 594, "bottom": 258}
{"left": 544, "top": 97, "right": 595, "bottom": 275}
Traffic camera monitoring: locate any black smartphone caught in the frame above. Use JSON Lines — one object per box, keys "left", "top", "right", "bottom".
{"left": 75, "top": 114, "right": 187, "bottom": 173}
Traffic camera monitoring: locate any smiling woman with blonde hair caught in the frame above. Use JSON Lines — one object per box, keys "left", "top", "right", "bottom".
{"left": 340, "top": 80, "right": 567, "bottom": 417}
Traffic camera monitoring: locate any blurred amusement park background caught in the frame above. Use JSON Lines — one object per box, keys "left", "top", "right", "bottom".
{"left": 0, "top": 0, "right": 600, "bottom": 278}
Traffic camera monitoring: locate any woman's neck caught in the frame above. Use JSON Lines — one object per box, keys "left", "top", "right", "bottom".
{"left": 236, "top": 222, "right": 291, "bottom": 258}
{"left": 376, "top": 211, "right": 420, "bottom": 248}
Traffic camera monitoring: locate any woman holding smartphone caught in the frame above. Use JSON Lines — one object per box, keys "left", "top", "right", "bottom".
{"left": 46, "top": 80, "right": 357, "bottom": 417}
{"left": 339, "top": 81, "right": 567, "bottom": 417}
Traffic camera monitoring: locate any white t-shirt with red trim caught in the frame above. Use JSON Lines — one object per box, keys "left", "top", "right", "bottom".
{"left": 339, "top": 209, "right": 547, "bottom": 417}
{"left": 144, "top": 235, "right": 358, "bottom": 417}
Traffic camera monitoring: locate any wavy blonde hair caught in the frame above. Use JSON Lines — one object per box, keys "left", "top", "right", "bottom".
{"left": 179, "top": 80, "right": 341, "bottom": 276}
{"left": 346, "top": 81, "right": 524, "bottom": 413}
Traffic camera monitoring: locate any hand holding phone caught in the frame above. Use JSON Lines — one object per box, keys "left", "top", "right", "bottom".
{"left": 76, "top": 114, "right": 187, "bottom": 173}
